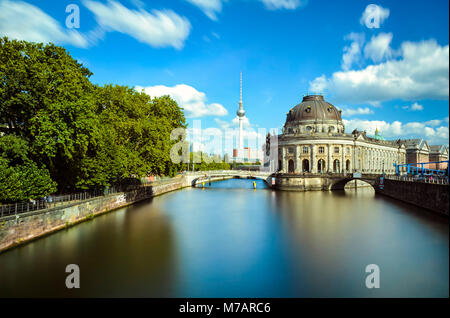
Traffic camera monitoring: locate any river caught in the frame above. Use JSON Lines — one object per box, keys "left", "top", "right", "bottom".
{"left": 0, "top": 178, "right": 448, "bottom": 297}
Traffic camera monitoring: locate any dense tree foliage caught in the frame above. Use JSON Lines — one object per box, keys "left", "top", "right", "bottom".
{"left": 182, "top": 152, "right": 231, "bottom": 171}
{"left": 0, "top": 135, "right": 56, "bottom": 202}
{"left": 0, "top": 37, "right": 188, "bottom": 202}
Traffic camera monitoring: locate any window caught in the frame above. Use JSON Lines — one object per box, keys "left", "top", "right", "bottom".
{"left": 319, "top": 146, "right": 325, "bottom": 154}
{"left": 303, "top": 146, "right": 309, "bottom": 154}
{"left": 334, "top": 147, "right": 339, "bottom": 154}
{"left": 346, "top": 147, "right": 350, "bottom": 155}
{"left": 329, "top": 126, "right": 335, "bottom": 132}
{"left": 288, "top": 147, "right": 294, "bottom": 154}
{"left": 306, "top": 126, "right": 312, "bottom": 131}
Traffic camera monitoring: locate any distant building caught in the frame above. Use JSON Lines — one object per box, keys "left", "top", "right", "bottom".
{"left": 401, "top": 139, "right": 448, "bottom": 170}
{"left": 403, "top": 139, "right": 431, "bottom": 168}
{"left": 429, "top": 145, "right": 449, "bottom": 169}
{"left": 232, "top": 147, "right": 263, "bottom": 163}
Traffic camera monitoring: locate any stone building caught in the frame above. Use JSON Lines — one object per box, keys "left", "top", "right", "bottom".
{"left": 277, "top": 94, "right": 407, "bottom": 174}
{"left": 429, "top": 145, "right": 449, "bottom": 170}
{"left": 403, "top": 139, "right": 431, "bottom": 168}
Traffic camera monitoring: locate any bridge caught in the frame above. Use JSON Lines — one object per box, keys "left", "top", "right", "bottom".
{"left": 272, "top": 172, "right": 382, "bottom": 191}
{"left": 326, "top": 173, "right": 381, "bottom": 190}
{"left": 184, "top": 170, "right": 273, "bottom": 187}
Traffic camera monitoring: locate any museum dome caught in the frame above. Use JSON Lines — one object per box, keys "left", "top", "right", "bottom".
{"left": 285, "top": 95, "right": 342, "bottom": 124}
{"left": 283, "top": 95, "right": 345, "bottom": 135}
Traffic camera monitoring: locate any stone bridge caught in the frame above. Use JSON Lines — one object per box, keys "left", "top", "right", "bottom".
{"left": 326, "top": 174, "right": 380, "bottom": 190}
{"left": 184, "top": 170, "right": 273, "bottom": 187}
{"left": 272, "top": 173, "right": 381, "bottom": 191}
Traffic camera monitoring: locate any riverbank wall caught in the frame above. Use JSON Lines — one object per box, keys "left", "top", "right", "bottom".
{"left": 0, "top": 178, "right": 188, "bottom": 253}
{"left": 375, "top": 179, "right": 449, "bottom": 216}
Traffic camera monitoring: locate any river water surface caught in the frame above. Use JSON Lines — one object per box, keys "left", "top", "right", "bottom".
{"left": 0, "top": 178, "right": 448, "bottom": 297}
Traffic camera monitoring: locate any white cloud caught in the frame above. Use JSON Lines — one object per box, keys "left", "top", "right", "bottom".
{"left": 83, "top": 0, "right": 191, "bottom": 49}
{"left": 424, "top": 119, "right": 444, "bottom": 126}
{"left": 402, "top": 102, "right": 424, "bottom": 111}
{"left": 342, "top": 32, "right": 365, "bottom": 70}
{"left": 342, "top": 107, "right": 374, "bottom": 117}
{"left": 136, "top": 84, "right": 228, "bottom": 118}
{"left": 0, "top": 0, "right": 89, "bottom": 47}
{"left": 260, "top": 0, "right": 308, "bottom": 10}
{"left": 360, "top": 4, "right": 390, "bottom": 29}
{"left": 185, "top": 0, "right": 223, "bottom": 20}
{"left": 309, "top": 39, "right": 449, "bottom": 104}
{"left": 364, "top": 32, "right": 394, "bottom": 63}
{"left": 343, "top": 118, "right": 449, "bottom": 145}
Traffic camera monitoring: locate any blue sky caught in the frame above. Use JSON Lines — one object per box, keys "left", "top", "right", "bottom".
{"left": 0, "top": 0, "right": 448, "bottom": 154}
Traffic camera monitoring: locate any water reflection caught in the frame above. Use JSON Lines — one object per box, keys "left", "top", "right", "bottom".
{"left": 0, "top": 179, "right": 448, "bottom": 297}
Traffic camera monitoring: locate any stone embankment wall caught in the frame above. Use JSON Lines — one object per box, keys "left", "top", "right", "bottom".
{"left": 376, "top": 179, "right": 449, "bottom": 216}
{"left": 0, "top": 178, "right": 187, "bottom": 253}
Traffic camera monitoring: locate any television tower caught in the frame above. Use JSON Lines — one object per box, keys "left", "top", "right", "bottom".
{"left": 237, "top": 71, "right": 245, "bottom": 150}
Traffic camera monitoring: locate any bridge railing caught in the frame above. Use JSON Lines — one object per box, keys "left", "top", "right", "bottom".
{"left": 386, "top": 174, "right": 449, "bottom": 185}
{"left": 393, "top": 161, "right": 449, "bottom": 177}
{"left": 184, "top": 170, "right": 271, "bottom": 177}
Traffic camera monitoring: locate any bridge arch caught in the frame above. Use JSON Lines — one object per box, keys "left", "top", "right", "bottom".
{"left": 328, "top": 177, "right": 377, "bottom": 191}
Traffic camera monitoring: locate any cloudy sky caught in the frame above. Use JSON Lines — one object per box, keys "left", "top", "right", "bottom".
{"left": 0, "top": 0, "right": 448, "bottom": 154}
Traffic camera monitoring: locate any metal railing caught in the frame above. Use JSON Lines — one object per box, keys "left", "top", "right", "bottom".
{"left": 0, "top": 176, "right": 184, "bottom": 219}
{"left": 386, "top": 174, "right": 449, "bottom": 185}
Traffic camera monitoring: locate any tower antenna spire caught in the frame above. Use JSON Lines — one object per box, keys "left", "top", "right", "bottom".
{"left": 240, "top": 71, "right": 242, "bottom": 102}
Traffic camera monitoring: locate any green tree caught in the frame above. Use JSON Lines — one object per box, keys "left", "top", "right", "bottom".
{"left": 0, "top": 135, "right": 56, "bottom": 202}
{"left": 0, "top": 37, "right": 187, "bottom": 201}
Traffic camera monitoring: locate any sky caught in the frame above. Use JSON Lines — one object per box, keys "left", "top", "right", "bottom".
{"left": 0, "top": 0, "right": 449, "bottom": 155}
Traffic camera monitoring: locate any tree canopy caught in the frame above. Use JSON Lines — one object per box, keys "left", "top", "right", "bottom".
{"left": 0, "top": 37, "right": 188, "bottom": 202}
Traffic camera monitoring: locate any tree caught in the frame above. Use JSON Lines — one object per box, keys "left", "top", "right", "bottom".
{"left": 0, "top": 37, "right": 187, "bottom": 201}
{"left": 0, "top": 135, "right": 56, "bottom": 202}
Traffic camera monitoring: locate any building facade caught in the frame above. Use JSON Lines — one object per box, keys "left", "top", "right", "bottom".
{"left": 277, "top": 95, "right": 407, "bottom": 174}
{"left": 429, "top": 145, "right": 449, "bottom": 170}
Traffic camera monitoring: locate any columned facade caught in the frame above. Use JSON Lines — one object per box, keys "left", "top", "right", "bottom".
{"left": 277, "top": 94, "right": 408, "bottom": 175}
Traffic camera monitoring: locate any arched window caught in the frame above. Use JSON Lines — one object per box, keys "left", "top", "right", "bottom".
{"left": 302, "top": 159, "right": 310, "bottom": 172}
{"left": 346, "top": 159, "right": 351, "bottom": 172}
{"left": 333, "top": 159, "right": 340, "bottom": 173}
{"left": 318, "top": 159, "right": 326, "bottom": 173}
{"left": 288, "top": 159, "right": 295, "bottom": 173}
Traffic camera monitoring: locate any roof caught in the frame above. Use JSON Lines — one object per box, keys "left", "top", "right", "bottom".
{"left": 285, "top": 95, "right": 342, "bottom": 124}
{"left": 372, "top": 128, "right": 386, "bottom": 141}
{"left": 403, "top": 139, "right": 430, "bottom": 152}
{"left": 430, "top": 145, "right": 449, "bottom": 154}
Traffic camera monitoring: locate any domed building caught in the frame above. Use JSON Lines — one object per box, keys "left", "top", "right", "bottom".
{"left": 276, "top": 95, "right": 407, "bottom": 176}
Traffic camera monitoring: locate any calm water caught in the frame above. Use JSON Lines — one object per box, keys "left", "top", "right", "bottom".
{"left": 0, "top": 178, "right": 448, "bottom": 297}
